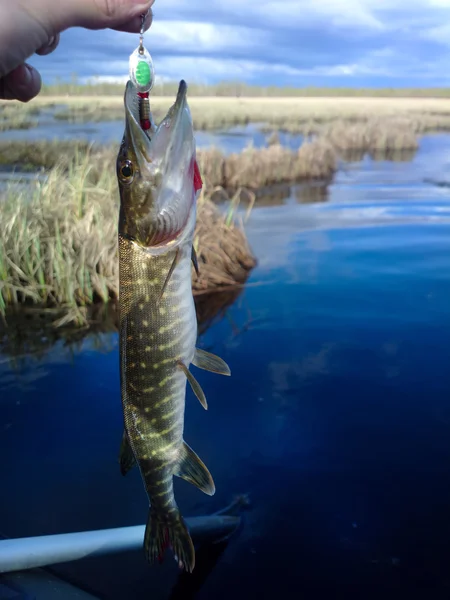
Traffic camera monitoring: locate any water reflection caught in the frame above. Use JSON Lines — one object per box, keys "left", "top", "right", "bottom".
{"left": 253, "top": 185, "right": 291, "bottom": 207}
{"left": 0, "top": 195, "right": 450, "bottom": 598}
{"left": 0, "top": 287, "right": 248, "bottom": 368}
{"left": 0, "top": 114, "right": 304, "bottom": 156}
{"left": 370, "top": 148, "right": 418, "bottom": 163}
{"left": 296, "top": 183, "right": 329, "bottom": 204}
{"left": 338, "top": 148, "right": 418, "bottom": 163}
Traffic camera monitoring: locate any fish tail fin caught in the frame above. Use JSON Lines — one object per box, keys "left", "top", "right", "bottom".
{"left": 144, "top": 507, "right": 195, "bottom": 573}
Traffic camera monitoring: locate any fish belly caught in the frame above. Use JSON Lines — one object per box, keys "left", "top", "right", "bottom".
{"left": 118, "top": 234, "right": 197, "bottom": 506}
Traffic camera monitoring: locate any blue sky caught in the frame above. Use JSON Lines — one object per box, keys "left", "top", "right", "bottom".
{"left": 29, "top": 0, "right": 450, "bottom": 88}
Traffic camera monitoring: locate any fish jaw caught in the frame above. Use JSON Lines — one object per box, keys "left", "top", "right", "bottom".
{"left": 117, "top": 79, "right": 197, "bottom": 250}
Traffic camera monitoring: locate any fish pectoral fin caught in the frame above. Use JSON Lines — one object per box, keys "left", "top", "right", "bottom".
{"left": 173, "top": 440, "right": 216, "bottom": 496}
{"left": 159, "top": 248, "right": 181, "bottom": 301}
{"left": 192, "top": 348, "right": 231, "bottom": 376}
{"left": 191, "top": 246, "right": 200, "bottom": 277}
{"left": 177, "top": 360, "right": 208, "bottom": 410}
{"left": 119, "top": 430, "right": 136, "bottom": 476}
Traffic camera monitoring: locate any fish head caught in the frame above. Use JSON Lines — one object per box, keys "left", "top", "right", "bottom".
{"left": 117, "top": 79, "right": 197, "bottom": 249}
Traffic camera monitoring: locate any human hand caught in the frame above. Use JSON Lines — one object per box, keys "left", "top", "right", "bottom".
{"left": 0, "top": 0, "right": 155, "bottom": 102}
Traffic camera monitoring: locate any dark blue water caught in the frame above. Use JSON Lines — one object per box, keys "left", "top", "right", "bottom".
{"left": 1, "top": 139, "right": 450, "bottom": 598}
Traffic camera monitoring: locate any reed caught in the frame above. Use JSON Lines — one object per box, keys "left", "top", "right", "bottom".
{"left": 199, "top": 140, "right": 336, "bottom": 189}
{"left": 322, "top": 118, "right": 419, "bottom": 156}
{"left": 35, "top": 78, "right": 450, "bottom": 98}
{"left": 174, "top": 139, "right": 337, "bottom": 190}
{"left": 0, "top": 149, "right": 256, "bottom": 325}
{"left": 192, "top": 138, "right": 337, "bottom": 189}
{"left": 0, "top": 138, "right": 338, "bottom": 189}
{"left": 0, "top": 102, "right": 41, "bottom": 131}
{"left": 5, "top": 95, "right": 450, "bottom": 133}
{"left": 0, "top": 140, "right": 92, "bottom": 170}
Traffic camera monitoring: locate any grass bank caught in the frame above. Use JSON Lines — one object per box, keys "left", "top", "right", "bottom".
{"left": 5, "top": 95, "right": 450, "bottom": 133}
{"left": 322, "top": 118, "right": 419, "bottom": 157}
{"left": 0, "top": 138, "right": 338, "bottom": 189}
{"left": 0, "top": 102, "right": 39, "bottom": 131}
{"left": 37, "top": 80, "right": 450, "bottom": 98}
{"left": 0, "top": 150, "right": 256, "bottom": 326}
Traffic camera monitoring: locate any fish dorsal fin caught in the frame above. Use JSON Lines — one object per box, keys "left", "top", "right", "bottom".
{"left": 159, "top": 248, "right": 180, "bottom": 301}
{"left": 173, "top": 440, "right": 215, "bottom": 496}
{"left": 191, "top": 246, "right": 200, "bottom": 277}
{"left": 177, "top": 360, "right": 208, "bottom": 410}
{"left": 119, "top": 430, "right": 136, "bottom": 476}
{"left": 192, "top": 348, "right": 231, "bottom": 376}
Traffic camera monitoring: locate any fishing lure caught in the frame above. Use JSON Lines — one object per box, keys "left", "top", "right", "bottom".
{"left": 127, "top": 12, "right": 203, "bottom": 191}
{"left": 129, "top": 13, "right": 155, "bottom": 131}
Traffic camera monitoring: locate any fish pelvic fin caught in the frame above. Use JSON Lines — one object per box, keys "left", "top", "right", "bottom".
{"left": 177, "top": 360, "right": 208, "bottom": 410}
{"left": 192, "top": 348, "right": 231, "bottom": 376}
{"left": 173, "top": 440, "right": 216, "bottom": 496}
{"left": 119, "top": 430, "right": 136, "bottom": 476}
{"left": 144, "top": 506, "right": 195, "bottom": 573}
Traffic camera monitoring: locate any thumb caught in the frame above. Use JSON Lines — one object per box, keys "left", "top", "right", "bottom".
{"left": 45, "top": 0, "right": 155, "bottom": 33}
{"left": 0, "top": 63, "right": 42, "bottom": 102}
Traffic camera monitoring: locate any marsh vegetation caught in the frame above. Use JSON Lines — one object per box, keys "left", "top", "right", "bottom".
{"left": 0, "top": 148, "right": 256, "bottom": 325}
{"left": 2, "top": 86, "right": 450, "bottom": 324}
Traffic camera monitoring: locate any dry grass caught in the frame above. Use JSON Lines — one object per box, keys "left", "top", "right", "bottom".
{"left": 323, "top": 118, "right": 419, "bottom": 156}
{"left": 197, "top": 138, "right": 336, "bottom": 189}
{"left": 0, "top": 102, "right": 39, "bottom": 131}
{"left": 0, "top": 149, "right": 256, "bottom": 325}
{"left": 5, "top": 95, "right": 450, "bottom": 132}
{"left": 0, "top": 137, "right": 338, "bottom": 189}
{"left": 0, "top": 94, "right": 447, "bottom": 165}
{"left": 0, "top": 140, "right": 92, "bottom": 171}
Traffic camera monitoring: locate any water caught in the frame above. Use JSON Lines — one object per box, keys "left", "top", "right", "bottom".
{"left": 0, "top": 115, "right": 303, "bottom": 154}
{"left": 1, "top": 135, "right": 450, "bottom": 599}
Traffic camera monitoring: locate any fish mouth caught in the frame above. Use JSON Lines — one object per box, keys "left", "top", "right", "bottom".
{"left": 121, "top": 79, "right": 197, "bottom": 249}
{"left": 124, "top": 79, "right": 191, "bottom": 167}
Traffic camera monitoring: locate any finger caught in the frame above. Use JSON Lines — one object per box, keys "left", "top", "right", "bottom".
{"left": 36, "top": 33, "right": 61, "bottom": 57}
{"left": 0, "top": 63, "right": 42, "bottom": 103}
{"left": 51, "top": 0, "right": 155, "bottom": 32}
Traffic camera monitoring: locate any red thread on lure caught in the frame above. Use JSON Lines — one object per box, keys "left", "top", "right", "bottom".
{"left": 138, "top": 91, "right": 151, "bottom": 130}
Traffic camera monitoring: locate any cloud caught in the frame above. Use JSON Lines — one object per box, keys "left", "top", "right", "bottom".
{"left": 27, "top": 0, "right": 450, "bottom": 87}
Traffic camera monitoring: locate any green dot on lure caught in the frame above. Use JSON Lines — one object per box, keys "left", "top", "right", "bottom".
{"left": 129, "top": 46, "right": 155, "bottom": 94}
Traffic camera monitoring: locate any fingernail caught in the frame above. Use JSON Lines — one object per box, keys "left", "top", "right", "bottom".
{"left": 133, "top": 1, "right": 154, "bottom": 11}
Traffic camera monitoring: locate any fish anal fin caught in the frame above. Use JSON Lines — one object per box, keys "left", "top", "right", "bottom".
{"left": 173, "top": 440, "right": 215, "bottom": 496}
{"left": 159, "top": 248, "right": 180, "bottom": 301}
{"left": 191, "top": 246, "right": 200, "bottom": 277}
{"left": 177, "top": 360, "right": 208, "bottom": 410}
{"left": 119, "top": 430, "right": 136, "bottom": 476}
{"left": 192, "top": 348, "right": 231, "bottom": 376}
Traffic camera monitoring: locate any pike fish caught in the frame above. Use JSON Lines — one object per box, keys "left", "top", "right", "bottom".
{"left": 116, "top": 79, "right": 230, "bottom": 573}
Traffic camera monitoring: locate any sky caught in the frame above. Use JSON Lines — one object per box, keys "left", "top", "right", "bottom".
{"left": 29, "top": 0, "right": 450, "bottom": 88}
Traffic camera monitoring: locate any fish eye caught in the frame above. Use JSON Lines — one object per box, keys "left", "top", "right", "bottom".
{"left": 119, "top": 160, "right": 134, "bottom": 183}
